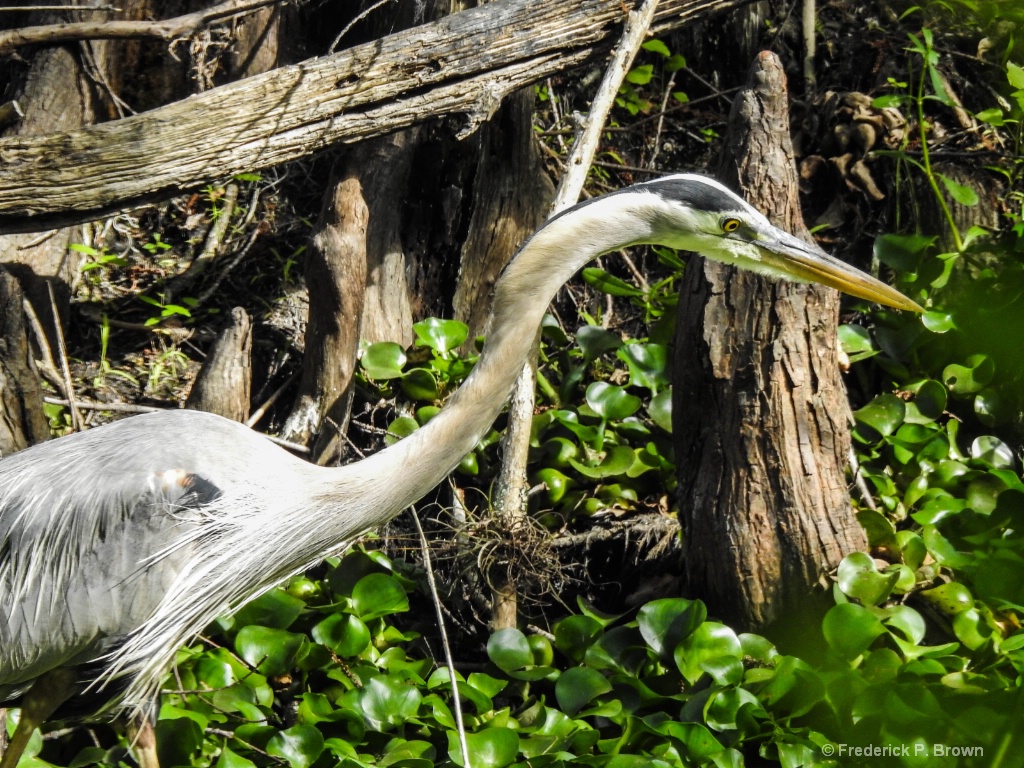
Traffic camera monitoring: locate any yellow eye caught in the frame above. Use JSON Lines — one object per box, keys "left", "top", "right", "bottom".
{"left": 721, "top": 217, "right": 742, "bottom": 233}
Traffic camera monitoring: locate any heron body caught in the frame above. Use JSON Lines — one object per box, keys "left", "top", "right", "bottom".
{"left": 0, "top": 175, "right": 921, "bottom": 765}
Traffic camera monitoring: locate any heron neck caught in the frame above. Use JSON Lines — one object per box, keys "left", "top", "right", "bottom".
{"left": 325, "top": 193, "right": 659, "bottom": 524}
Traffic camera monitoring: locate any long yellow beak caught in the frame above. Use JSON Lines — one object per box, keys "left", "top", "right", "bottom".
{"left": 754, "top": 228, "right": 923, "bottom": 313}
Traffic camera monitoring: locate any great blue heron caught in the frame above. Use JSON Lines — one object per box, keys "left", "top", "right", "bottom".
{"left": 0, "top": 174, "right": 921, "bottom": 768}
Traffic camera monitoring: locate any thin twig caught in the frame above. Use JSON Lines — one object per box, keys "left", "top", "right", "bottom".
{"left": 47, "top": 283, "right": 83, "bottom": 431}
{"left": 0, "top": 0, "right": 281, "bottom": 55}
{"left": 245, "top": 371, "right": 299, "bottom": 427}
{"left": 410, "top": 508, "right": 471, "bottom": 768}
{"left": 327, "top": 0, "right": 396, "bottom": 53}
{"left": 43, "top": 396, "right": 160, "bottom": 414}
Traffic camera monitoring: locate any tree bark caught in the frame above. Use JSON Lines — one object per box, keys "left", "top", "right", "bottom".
{"left": 185, "top": 307, "right": 253, "bottom": 421}
{"left": 674, "top": 52, "right": 866, "bottom": 632}
{"left": 281, "top": 175, "right": 369, "bottom": 464}
{"left": 0, "top": 269, "right": 49, "bottom": 456}
{"left": 0, "top": 0, "right": 755, "bottom": 232}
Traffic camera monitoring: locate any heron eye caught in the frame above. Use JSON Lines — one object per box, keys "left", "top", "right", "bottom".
{"left": 721, "top": 217, "right": 742, "bottom": 233}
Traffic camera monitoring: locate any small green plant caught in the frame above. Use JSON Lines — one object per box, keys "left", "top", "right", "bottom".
{"left": 138, "top": 294, "right": 196, "bottom": 327}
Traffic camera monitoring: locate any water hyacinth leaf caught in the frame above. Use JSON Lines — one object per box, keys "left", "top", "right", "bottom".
{"left": 382, "top": 417, "right": 417, "bottom": 448}
{"left": 638, "top": 597, "right": 706, "bottom": 659}
{"left": 231, "top": 588, "right": 305, "bottom": 631}
{"left": 856, "top": 509, "right": 897, "bottom": 549}
{"left": 586, "top": 381, "right": 642, "bottom": 421}
{"left": 943, "top": 354, "right": 994, "bottom": 396}
{"left": 358, "top": 676, "right": 422, "bottom": 730}
{"left": 554, "top": 615, "right": 604, "bottom": 661}
{"left": 913, "top": 379, "right": 947, "bottom": 419}
{"left": 884, "top": 605, "right": 926, "bottom": 644}
{"left": 922, "top": 525, "right": 971, "bottom": 568}
{"left": 974, "top": 387, "right": 1006, "bottom": 427}
{"left": 822, "top": 603, "right": 885, "bottom": 659}
{"left": 155, "top": 718, "right": 204, "bottom": 768}
{"left": 582, "top": 267, "right": 645, "bottom": 297}
{"left": 577, "top": 325, "right": 623, "bottom": 362}
{"left": 704, "top": 686, "right": 764, "bottom": 731}
{"left": 448, "top": 728, "right": 520, "bottom": 768}
{"left": 838, "top": 324, "right": 875, "bottom": 356}
{"left": 873, "top": 233, "right": 935, "bottom": 271}
{"left": 617, "top": 343, "right": 669, "bottom": 392}
{"left": 361, "top": 342, "right": 407, "bottom": 379}
{"left": 350, "top": 573, "right": 409, "bottom": 621}
{"left": 555, "top": 667, "right": 613, "bottom": 716}
{"left": 215, "top": 746, "right": 257, "bottom": 768}
{"left": 971, "top": 435, "right": 1015, "bottom": 469}
{"left": 953, "top": 609, "right": 993, "bottom": 650}
{"left": 674, "top": 622, "right": 742, "bottom": 684}
{"left": 836, "top": 552, "right": 899, "bottom": 606}
{"left": 648, "top": 389, "right": 673, "bottom": 433}
{"left": 413, "top": 317, "right": 468, "bottom": 354}
{"left": 570, "top": 444, "right": 635, "bottom": 479}
{"left": 921, "top": 311, "right": 956, "bottom": 333}
{"left": 266, "top": 725, "right": 325, "bottom": 768}
{"left": 920, "top": 582, "right": 973, "bottom": 615}
{"left": 488, "top": 628, "right": 533, "bottom": 673}
{"left": 853, "top": 394, "right": 906, "bottom": 438}
{"left": 235, "top": 626, "right": 307, "bottom": 676}
{"left": 311, "top": 613, "right": 371, "bottom": 657}
{"left": 400, "top": 368, "right": 440, "bottom": 402}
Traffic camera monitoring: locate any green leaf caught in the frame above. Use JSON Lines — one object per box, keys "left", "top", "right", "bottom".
{"left": 266, "top": 725, "right": 324, "bottom": 768}
{"left": 873, "top": 233, "right": 935, "bottom": 271}
{"left": 555, "top": 615, "right": 603, "bottom": 661}
{"left": 1008, "top": 61, "right": 1024, "bottom": 89}
{"left": 235, "top": 626, "right": 307, "bottom": 676}
{"left": 488, "top": 628, "right": 533, "bottom": 673}
{"left": 618, "top": 343, "right": 669, "bottom": 392}
{"left": 648, "top": 389, "right": 672, "bottom": 433}
{"left": 577, "top": 325, "right": 623, "bottom": 362}
{"left": 448, "top": 728, "right": 519, "bottom": 768}
{"left": 362, "top": 342, "right": 407, "bottom": 379}
{"left": 586, "top": 382, "right": 641, "bottom": 421}
{"left": 358, "top": 676, "right": 422, "bottom": 730}
{"left": 674, "top": 621, "right": 742, "bottom": 684}
{"left": 913, "top": 379, "right": 948, "bottom": 419}
{"left": 400, "top": 368, "right": 440, "bottom": 401}
{"left": 943, "top": 354, "right": 994, "bottom": 395}
{"left": 638, "top": 597, "right": 706, "bottom": 659}
{"left": 971, "top": 436, "right": 1014, "bottom": 469}
{"left": 385, "top": 415, "right": 419, "bottom": 446}
{"left": 570, "top": 444, "right": 636, "bottom": 479}
{"left": 641, "top": 39, "right": 671, "bottom": 56}
{"left": 413, "top": 317, "right": 469, "bottom": 354}
{"left": 555, "top": 667, "right": 613, "bottom": 716}
{"left": 351, "top": 573, "right": 409, "bottom": 620}
{"left": 822, "top": 603, "right": 885, "bottom": 660}
{"left": 626, "top": 64, "right": 654, "bottom": 85}
{"left": 921, "top": 311, "right": 956, "bottom": 333}
{"left": 837, "top": 552, "right": 899, "bottom": 606}
{"left": 215, "top": 746, "right": 257, "bottom": 768}
{"left": 854, "top": 393, "right": 906, "bottom": 437}
{"left": 312, "top": 613, "right": 371, "bottom": 657}
{"left": 156, "top": 717, "right": 203, "bottom": 768}
{"left": 231, "top": 588, "right": 305, "bottom": 630}
{"left": 839, "top": 324, "right": 875, "bottom": 355}
{"left": 920, "top": 582, "right": 973, "bottom": 615}
{"left": 938, "top": 173, "right": 979, "bottom": 206}
{"left": 582, "top": 267, "right": 644, "bottom": 297}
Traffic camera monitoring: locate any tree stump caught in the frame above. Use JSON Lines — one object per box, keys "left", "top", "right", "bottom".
{"left": 674, "top": 52, "right": 867, "bottom": 632}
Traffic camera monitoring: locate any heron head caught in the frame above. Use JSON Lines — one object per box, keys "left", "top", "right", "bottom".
{"left": 639, "top": 174, "right": 923, "bottom": 313}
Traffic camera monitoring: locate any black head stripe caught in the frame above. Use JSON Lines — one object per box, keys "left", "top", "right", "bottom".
{"left": 639, "top": 176, "right": 746, "bottom": 215}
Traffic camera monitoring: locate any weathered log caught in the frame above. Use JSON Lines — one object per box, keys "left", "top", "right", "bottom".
{"left": 0, "top": 0, "right": 753, "bottom": 233}
{"left": 185, "top": 307, "right": 253, "bottom": 422}
{"left": 675, "top": 52, "right": 866, "bottom": 631}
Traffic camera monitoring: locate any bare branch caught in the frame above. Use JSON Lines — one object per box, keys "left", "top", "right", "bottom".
{"left": 0, "top": 0, "right": 281, "bottom": 55}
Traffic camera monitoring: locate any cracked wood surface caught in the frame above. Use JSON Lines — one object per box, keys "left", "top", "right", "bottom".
{"left": 0, "top": 0, "right": 750, "bottom": 232}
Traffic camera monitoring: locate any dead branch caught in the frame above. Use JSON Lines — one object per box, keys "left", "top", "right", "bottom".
{"left": 0, "top": 0, "right": 282, "bottom": 56}
{"left": 0, "top": 0, "right": 754, "bottom": 234}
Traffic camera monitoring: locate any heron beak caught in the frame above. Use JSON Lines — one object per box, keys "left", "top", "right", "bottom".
{"left": 752, "top": 228, "right": 924, "bottom": 313}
